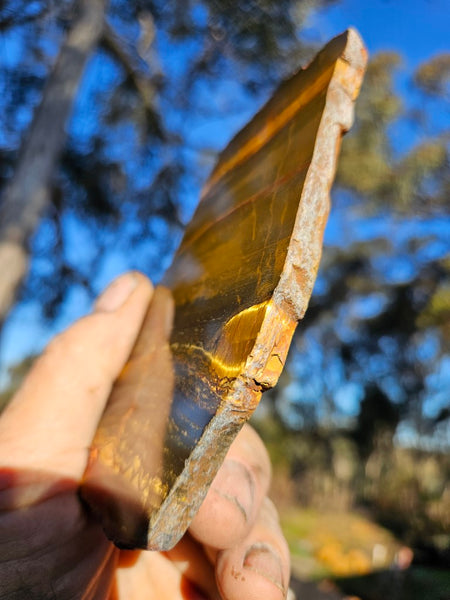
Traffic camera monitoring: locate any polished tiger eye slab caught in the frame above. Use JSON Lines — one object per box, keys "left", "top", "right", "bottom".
{"left": 81, "top": 29, "right": 367, "bottom": 550}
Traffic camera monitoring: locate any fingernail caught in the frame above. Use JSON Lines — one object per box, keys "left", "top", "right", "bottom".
{"left": 95, "top": 273, "right": 138, "bottom": 312}
{"left": 213, "top": 459, "right": 254, "bottom": 522}
{"left": 244, "top": 543, "right": 285, "bottom": 593}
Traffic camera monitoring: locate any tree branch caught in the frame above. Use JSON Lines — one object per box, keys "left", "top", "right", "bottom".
{"left": 101, "top": 21, "right": 158, "bottom": 113}
{"left": 0, "top": 0, "right": 108, "bottom": 324}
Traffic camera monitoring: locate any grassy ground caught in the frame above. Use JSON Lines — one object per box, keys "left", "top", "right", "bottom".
{"left": 282, "top": 507, "right": 450, "bottom": 600}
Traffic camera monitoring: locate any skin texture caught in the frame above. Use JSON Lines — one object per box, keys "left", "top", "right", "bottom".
{"left": 0, "top": 272, "right": 290, "bottom": 600}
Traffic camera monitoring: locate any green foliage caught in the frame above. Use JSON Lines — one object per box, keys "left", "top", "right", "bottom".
{"left": 254, "top": 411, "right": 450, "bottom": 558}
{"left": 393, "top": 139, "right": 448, "bottom": 210}
{"left": 337, "top": 567, "right": 450, "bottom": 600}
{"left": 337, "top": 53, "right": 402, "bottom": 198}
{"left": 414, "top": 52, "right": 450, "bottom": 98}
{"left": 417, "top": 280, "right": 450, "bottom": 340}
{"left": 286, "top": 45, "right": 450, "bottom": 452}
{"left": 337, "top": 50, "right": 449, "bottom": 213}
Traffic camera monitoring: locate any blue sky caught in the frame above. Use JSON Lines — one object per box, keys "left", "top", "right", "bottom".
{"left": 0, "top": 0, "right": 449, "bottom": 386}
{"left": 309, "top": 0, "right": 449, "bottom": 66}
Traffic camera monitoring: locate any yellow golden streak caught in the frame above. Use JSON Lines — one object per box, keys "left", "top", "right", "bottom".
{"left": 172, "top": 301, "right": 270, "bottom": 380}
{"left": 205, "top": 64, "right": 335, "bottom": 191}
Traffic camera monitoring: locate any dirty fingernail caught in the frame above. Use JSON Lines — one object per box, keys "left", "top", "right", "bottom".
{"left": 95, "top": 273, "right": 138, "bottom": 312}
{"left": 244, "top": 543, "right": 285, "bottom": 592}
{"left": 213, "top": 459, "right": 254, "bottom": 522}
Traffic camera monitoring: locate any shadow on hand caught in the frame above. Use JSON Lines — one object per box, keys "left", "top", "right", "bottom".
{"left": 0, "top": 467, "right": 205, "bottom": 600}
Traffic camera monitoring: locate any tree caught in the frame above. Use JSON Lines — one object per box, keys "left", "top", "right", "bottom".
{"left": 278, "top": 51, "right": 450, "bottom": 447}
{"left": 0, "top": 3, "right": 448, "bottom": 451}
{"left": 0, "top": 0, "right": 108, "bottom": 324}
{"left": 0, "top": 0, "right": 335, "bottom": 324}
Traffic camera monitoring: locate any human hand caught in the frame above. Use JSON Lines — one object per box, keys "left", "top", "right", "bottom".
{"left": 0, "top": 272, "right": 290, "bottom": 599}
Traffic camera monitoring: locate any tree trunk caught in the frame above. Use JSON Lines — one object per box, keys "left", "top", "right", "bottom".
{"left": 0, "top": 0, "right": 107, "bottom": 326}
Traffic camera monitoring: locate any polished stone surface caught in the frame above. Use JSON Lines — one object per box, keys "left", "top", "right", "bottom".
{"left": 81, "top": 28, "right": 367, "bottom": 550}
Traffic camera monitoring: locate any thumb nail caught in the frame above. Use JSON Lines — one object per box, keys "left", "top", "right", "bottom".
{"left": 244, "top": 543, "right": 285, "bottom": 593}
{"left": 95, "top": 273, "right": 138, "bottom": 312}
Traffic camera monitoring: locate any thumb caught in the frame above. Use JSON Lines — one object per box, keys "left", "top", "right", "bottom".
{"left": 0, "top": 272, "right": 153, "bottom": 481}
